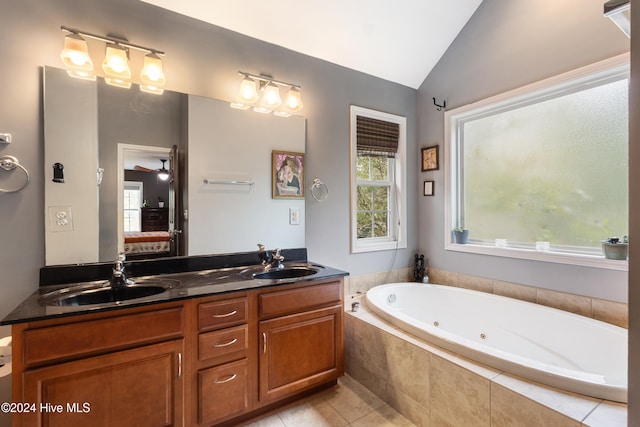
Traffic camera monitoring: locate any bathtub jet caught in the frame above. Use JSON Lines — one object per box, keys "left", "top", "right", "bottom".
{"left": 366, "top": 282, "right": 627, "bottom": 403}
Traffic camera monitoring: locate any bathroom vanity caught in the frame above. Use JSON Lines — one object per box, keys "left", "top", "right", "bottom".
{"left": 3, "top": 249, "right": 347, "bottom": 427}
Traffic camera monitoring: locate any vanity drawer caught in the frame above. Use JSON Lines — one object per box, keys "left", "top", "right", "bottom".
{"left": 22, "top": 307, "right": 184, "bottom": 366}
{"left": 199, "top": 324, "right": 247, "bottom": 364}
{"left": 198, "top": 358, "right": 249, "bottom": 425}
{"left": 259, "top": 280, "right": 342, "bottom": 319}
{"left": 198, "top": 297, "right": 247, "bottom": 331}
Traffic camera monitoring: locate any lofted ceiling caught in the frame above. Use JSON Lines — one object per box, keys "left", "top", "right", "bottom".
{"left": 140, "top": 0, "right": 483, "bottom": 89}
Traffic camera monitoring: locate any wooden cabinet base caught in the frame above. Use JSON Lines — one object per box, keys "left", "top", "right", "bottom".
{"left": 20, "top": 340, "right": 184, "bottom": 427}
{"left": 12, "top": 278, "right": 344, "bottom": 427}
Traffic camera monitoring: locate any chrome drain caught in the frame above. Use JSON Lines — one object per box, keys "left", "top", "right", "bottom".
{"left": 387, "top": 294, "right": 397, "bottom": 304}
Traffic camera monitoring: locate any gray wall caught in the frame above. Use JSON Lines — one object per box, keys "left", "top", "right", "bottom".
{"left": 417, "top": 0, "right": 630, "bottom": 303}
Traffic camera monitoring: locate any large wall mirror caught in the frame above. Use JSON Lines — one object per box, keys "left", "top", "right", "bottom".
{"left": 44, "top": 66, "right": 306, "bottom": 266}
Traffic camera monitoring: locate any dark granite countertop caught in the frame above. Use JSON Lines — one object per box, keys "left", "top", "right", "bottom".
{"left": 1, "top": 249, "right": 349, "bottom": 325}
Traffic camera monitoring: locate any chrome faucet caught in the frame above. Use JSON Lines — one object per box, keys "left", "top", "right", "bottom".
{"left": 110, "top": 253, "right": 133, "bottom": 288}
{"left": 270, "top": 248, "right": 284, "bottom": 269}
{"left": 257, "top": 244, "right": 284, "bottom": 269}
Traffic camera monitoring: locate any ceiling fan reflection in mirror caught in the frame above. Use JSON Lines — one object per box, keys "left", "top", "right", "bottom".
{"left": 134, "top": 159, "right": 170, "bottom": 180}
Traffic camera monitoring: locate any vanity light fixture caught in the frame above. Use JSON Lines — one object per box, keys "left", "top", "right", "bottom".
{"left": 140, "top": 52, "right": 166, "bottom": 94}
{"left": 59, "top": 33, "right": 95, "bottom": 81}
{"left": 59, "top": 26, "right": 166, "bottom": 94}
{"left": 255, "top": 81, "right": 282, "bottom": 114}
{"left": 102, "top": 43, "right": 132, "bottom": 88}
{"left": 230, "top": 71, "right": 303, "bottom": 117}
{"left": 275, "top": 86, "right": 304, "bottom": 117}
{"left": 230, "top": 75, "right": 260, "bottom": 110}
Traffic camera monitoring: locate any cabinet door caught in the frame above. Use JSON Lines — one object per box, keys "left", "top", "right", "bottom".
{"left": 198, "top": 358, "right": 248, "bottom": 425}
{"left": 21, "top": 339, "right": 184, "bottom": 427}
{"left": 259, "top": 305, "right": 343, "bottom": 403}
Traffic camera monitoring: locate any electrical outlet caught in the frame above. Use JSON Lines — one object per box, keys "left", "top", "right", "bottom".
{"left": 289, "top": 208, "right": 301, "bottom": 225}
{"left": 49, "top": 206, "right": 74, "bottom": 232}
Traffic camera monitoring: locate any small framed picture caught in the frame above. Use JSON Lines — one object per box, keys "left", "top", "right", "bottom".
{"left": 421, "top": 145, "right": 439, "bottom": 171}
{"left": 272, "top": 150, "right": 305, "bottom": 199}
{"left": 423, "top": 180, "right": 434, "bottom": 196}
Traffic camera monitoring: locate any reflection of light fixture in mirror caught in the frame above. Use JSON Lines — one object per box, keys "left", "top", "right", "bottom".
{"left": 60, "top": 33, "right": 96, "bottom": 81}
{"left": 230, "top": 76, "right": 260, "bottom": 110}
{"left": 103, "top": 43, "right": 131, "bottom": 88}
{"left": 140, "top": 52, "right": 166, "bottom": 94}
{"left": 230, "top": 71, "right": 303, "bottom": 117}
{"left": 157, "top": 159, "right": 170, "bottom": 181}
{"left": 604, "top": 0, "right": 630, "bottom": 37}
{"left": 59, "top": 26, "right": 166, "bottom": 94}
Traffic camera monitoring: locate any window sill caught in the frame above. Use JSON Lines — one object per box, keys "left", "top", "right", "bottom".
{"left": 352, "top": 239, "right": 407, "bottom": 253}
{"left": 445, "top": 242, "right": 628, "bottom": 271}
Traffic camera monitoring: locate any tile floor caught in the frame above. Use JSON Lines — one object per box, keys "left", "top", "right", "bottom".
{"left": 242, "top": 375, "right": 415, "bottom": 427}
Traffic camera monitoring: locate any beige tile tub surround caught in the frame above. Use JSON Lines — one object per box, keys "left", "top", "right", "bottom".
{"left": 344, "top": 305, "right": 627, "bottom": 427}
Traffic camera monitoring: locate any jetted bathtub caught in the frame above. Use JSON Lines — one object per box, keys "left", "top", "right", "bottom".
{"left": 365, "top": 282, "right": 627, "bottom": 402}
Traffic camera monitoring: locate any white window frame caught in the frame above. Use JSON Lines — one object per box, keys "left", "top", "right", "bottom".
{"left": 123, "top": 181, "right": 143, "bottom": 232}
{"left": 444, "top": 53, "right": 629, "bottom": 271}
{"left": 350, "top": 105, "right": 407, "bottom": 253}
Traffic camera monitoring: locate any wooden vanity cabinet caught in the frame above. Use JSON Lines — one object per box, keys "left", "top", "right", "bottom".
{"left": 12, "top": 277, "right": 344, "bottom": 427}
{"left": 11, "top": 303, "right": 185, "bottom": 427}
{"left": 257, "top": 280, "right": 344, "bottom": 404}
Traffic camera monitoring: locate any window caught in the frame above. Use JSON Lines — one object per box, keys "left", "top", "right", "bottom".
{"left": 350, "top": 106, "right": 407, "bottom": 253}
{"left": 123, "top": 181, "right": 143, "bottom": 232}
{"left": 445, "top": 55, "right": 629, "bottom": 269}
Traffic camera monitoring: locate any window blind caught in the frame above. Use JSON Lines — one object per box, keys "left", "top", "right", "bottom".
{"left": 356, "top": 115, "right": 399, "bottom": 158}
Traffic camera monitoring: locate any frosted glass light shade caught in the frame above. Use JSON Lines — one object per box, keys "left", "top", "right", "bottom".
{"left": 60, "top": 33, "right": 95, "bottom": 80}
{"left": 140, "top": 53, "right": 165, "bottom": 84}
{"left": 102, "top": 44, "right": 131, "bottom": 80}
{"left": 254, "top": 82, "right": 281, "bottom": 113}
{"left": 230, "top": 76, "right": 259, "bottom": 109}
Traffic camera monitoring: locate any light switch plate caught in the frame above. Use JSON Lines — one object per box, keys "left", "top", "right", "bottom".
{"left": 49, "top": 206, "right": 74, "bottom": 232}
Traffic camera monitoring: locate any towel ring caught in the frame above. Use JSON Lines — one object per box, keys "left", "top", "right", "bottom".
{"left": 0, "top": 155, "right": 30, "bottom": 193}
{"left": 311, "top": 178, "right": 328, "bottom": 202}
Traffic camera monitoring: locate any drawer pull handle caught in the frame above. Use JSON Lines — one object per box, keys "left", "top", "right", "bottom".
{"left": 213, "top": 374, "right": 237, "bottom": 384}
{"left": 262, "top": 332, "right": 267, "bottom": 354}
{"left": 212, "top": 310, "right": 238, "bottom": 318}
{"left": 213, "top": 338, "right": 238, "bottom": 348}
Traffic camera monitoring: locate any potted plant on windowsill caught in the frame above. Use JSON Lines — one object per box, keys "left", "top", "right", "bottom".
{"left": 453, "top": 226, "right": 469, "bottom": 244}
{"left": 602, "top": 236, "right": 628, "bottom": 260}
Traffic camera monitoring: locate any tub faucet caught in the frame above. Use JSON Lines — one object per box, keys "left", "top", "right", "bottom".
{"left": 110, "top": 253, "right": 133, "bottom": 289}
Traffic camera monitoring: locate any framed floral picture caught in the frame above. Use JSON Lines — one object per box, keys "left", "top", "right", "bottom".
{"left": 421, "top": 145, "right": 439, "bottom": 171}
{"left": 272, "top": 150, "right": 304, "bottom": 199}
